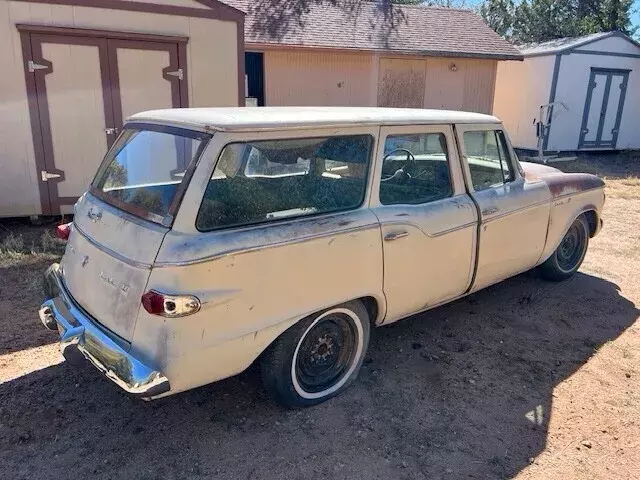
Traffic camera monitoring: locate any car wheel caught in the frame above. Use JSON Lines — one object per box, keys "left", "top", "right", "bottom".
{"left": 260, "top": 300, "right": 370, "bottom": 408}
{"left": 540, "top": 215, "right": 590, "bottom": 282}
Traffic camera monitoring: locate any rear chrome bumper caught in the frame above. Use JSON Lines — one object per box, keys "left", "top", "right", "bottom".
{"left": 40, "top": 263, "right": 170, "bottom": 399}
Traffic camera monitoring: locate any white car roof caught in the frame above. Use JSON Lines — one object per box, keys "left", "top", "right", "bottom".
{"left": 128, "top": 107, "right": 500, "bottom": 132}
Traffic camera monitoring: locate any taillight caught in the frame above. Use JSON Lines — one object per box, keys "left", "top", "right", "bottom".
{"left": 141, "top": 291, "right": 201, "bottom": 317}
{"left": 55, "top": 222, "right": 72, "bottom": 240}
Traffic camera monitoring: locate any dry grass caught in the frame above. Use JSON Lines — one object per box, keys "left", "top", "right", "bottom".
{"left": 555, "top": 150, "right": 640, "bottom": 179}
{"left": 0, "top": 224, "right": 65, "bottom": 266}
{"left": 551, "top": 153, "right": 640, "bottom": 277}
{"left": 603, "top": 177, "right": 640, "bottom": 200}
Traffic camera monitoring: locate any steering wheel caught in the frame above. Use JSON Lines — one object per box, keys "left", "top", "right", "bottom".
{"left": 381, "top": 148, "right": 416, "bottom": 183}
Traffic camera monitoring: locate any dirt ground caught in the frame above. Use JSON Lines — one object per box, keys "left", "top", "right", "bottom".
{"left": 0, "top": 153, "right": 638, "bottom": 480}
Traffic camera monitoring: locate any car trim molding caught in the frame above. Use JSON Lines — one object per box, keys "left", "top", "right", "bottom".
{"left": 154, "top": 223, "right": 381, "bottom": 268}
{"left": 380, "top": 220, "right": 477, "bottom": 238}
{"left": 72, "top": 222, "right": 153, "bottom": 270}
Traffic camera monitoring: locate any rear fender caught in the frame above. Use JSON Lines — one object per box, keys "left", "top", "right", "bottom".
{"left": 144, "top": 293, "right": 386, "bottom": 396}
{"left": 538, "top": 188, "right": 604, "bottom": 265}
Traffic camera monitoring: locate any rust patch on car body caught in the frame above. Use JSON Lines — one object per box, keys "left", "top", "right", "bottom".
{"left": 544, "top": 173, "right": 605, "bottom": 199}
{"left": 520, "top": 162, "right": 604, "bottom": 199}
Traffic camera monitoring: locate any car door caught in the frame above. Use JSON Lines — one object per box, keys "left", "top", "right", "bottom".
{"left": 371, "top": 125, "right": 478, "bottom": 324}
{"left": 456, "top": 124, "right": 551, "bottom": 291}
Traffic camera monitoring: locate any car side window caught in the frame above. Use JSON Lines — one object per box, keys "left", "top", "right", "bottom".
{"left": 463, "top": 130, "right": 514, "bottom": 191}
{"left": 379, "top": 133, "right": 453, "bottom": 205}
{"left": 196, "top": 135, "right": 372, "bottom": 231}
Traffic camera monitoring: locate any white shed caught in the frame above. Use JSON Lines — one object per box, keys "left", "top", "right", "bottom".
{"left": 493, "top": 32, "right": 640, "bottom": 153}
{"left": 0, "top": 0, "right": 245, "bottom": 218}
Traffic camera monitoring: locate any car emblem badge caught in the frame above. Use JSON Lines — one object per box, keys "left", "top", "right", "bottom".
{"left": 99, "top": 271, "right": 130, "bottom": 296}
{"left": 81, "top": 255, "right": 89, "bottom": 267}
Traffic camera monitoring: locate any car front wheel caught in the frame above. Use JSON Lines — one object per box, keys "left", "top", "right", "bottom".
{"left": 540, "top": 215, "right": 590, "bottom": 281}
{"left": 260, "top": 300, "right": 370, "bottom": 408}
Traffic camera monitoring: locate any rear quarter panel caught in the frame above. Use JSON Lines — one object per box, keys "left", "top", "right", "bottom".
{"left": 135, "top": 211, "right": 383, "bottom": 394}
{"left": 132, "top": 126, "right": 385, "bottom": 394}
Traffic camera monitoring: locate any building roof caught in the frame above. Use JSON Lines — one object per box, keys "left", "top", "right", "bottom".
{"left": 518, "top": 31, "right": 640, "bottom": 57}
{"left": 129, "top": 107, "right": 500, "bottom": 131}
{"left": 223, "top": 0, "right": 522, "bottom": 61}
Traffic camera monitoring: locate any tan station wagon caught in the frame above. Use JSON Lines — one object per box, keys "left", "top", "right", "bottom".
{"left": 40, "top": 107, "right": 605, "bottom": 408}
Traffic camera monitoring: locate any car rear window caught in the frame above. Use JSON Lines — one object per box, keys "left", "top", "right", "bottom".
{"left": 196, "top": 135, "right": 373, "bottom": 231}
{"left": 91, "top": 124, "right": 210, "bottom": 224}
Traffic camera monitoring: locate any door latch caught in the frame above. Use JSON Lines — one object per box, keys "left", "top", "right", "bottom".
{"left": 165, "top": 68, "right": 184, "bottom": 80}
{"left": 41, "top": 171, "right": 61, "bottom": 182}
{"left": 28, "top": 60, "right": 48, "bottom": 73}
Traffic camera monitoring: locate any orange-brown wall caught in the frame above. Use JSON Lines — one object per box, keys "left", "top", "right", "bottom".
{"left": 258, "top": 48, "right": 498, "bottom": 114}
{"left": 264, "top": 50, "right": 375, "bottom": 107}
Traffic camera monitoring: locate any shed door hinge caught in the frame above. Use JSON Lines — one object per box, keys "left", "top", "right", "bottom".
{"left": 41, "top": 171, "right": 61, "bottom": 182}
{"left": 166, "top": 68, "right": 184, "bottom": 80}
{"left": 28, "top": 60, "right": 48, "bottom": 73}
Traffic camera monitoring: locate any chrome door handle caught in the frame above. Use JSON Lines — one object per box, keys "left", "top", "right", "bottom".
{"left": 384, "top": 231, "right": 409, "bottom": 242}
{"left": 482, "top": 206, "right": 499, "bottom": 216}
{"left": 87, "top": 208, "right": 102, "bottom": 222}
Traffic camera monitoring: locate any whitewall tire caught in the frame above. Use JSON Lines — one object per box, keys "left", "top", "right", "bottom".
{"left": 260, "top": 300, "right": 370, "bottom": 408}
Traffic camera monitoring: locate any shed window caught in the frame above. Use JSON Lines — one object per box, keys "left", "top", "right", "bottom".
{"left": 196, "top": 135, "right": 372, "bottom": 231}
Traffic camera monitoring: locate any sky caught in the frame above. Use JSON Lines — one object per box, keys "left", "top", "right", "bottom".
{"left": 633, "top": 0, "right": 640, "bottom": 34}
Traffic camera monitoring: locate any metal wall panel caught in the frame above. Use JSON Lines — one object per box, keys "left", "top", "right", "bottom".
{"left": 264, "top": 50, "right": 374, "bottom": 107}
{"left": 462, "top": 59, "right": 497, "bottom": 114}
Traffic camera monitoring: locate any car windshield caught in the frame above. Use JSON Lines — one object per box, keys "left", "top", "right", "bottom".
{"left": 91, "top": 124, "right": 210, "bottom": 224}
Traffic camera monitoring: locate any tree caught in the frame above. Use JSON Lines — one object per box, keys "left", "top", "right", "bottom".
{"left": 576, "top": 0, "right": 636, "bottom": 36}
{"left": 511, "top": 0, "right": 579, "bottom": 42}
{"left": 479, "top": 0, "right": 637, "bottom": 43}
{"left": 479, "top": 0, "right": 514, "bottom": 37}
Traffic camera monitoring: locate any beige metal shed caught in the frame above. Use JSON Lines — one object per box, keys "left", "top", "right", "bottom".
{"left": 1, "top": 0, "right": 245, "bottom": 217}
{"left": 226, "top": 1, "right": 522, "bottom": 112}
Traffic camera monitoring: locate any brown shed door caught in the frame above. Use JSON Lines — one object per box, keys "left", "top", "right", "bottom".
{"left": 22, "top": 32, "right": 186, "bottom": 215}
{"left": 108, "top": 40, "right": 183, "bottom": 129}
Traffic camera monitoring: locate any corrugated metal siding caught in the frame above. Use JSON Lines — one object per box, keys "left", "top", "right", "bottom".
{"left": 424, "top": 57, "right": 465, "bottom": 110}
{"left": 262, "top": 50, "right": 498, "bottom": 113}
{"left": 462, "top": 59, "right": 497, "bottom": 114}
{"left": 264, "top": 50, "right": 374, "bottom": 106}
